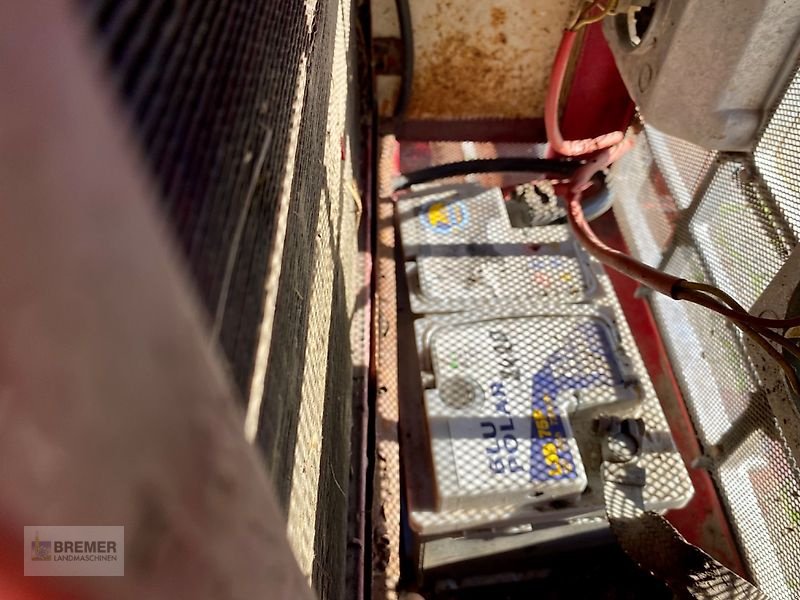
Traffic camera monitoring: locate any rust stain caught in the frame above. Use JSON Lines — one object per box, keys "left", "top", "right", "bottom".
{"left": 490, "top": 6, "right": 507, "bottom": 28}
{"left": 404, "top": 0, "right": 580, "bottom": 119}
{"left": 409, "top": 31, "right": 536, "bottom": 118}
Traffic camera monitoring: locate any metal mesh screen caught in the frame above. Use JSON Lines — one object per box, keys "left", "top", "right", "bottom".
{"left": 79, "top": 0, "right": 315, "bottom": 394}
{"left": 757, "top": 73, "right": 800, "bottom": 236}
{"left": 610, "top": 68, "right": 800, "bottom": 597}
{"left": 79, "top": 1, "right": 364, "bottom": 596}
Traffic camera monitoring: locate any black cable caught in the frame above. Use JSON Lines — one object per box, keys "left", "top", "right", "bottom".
{"left": 394, "top": 0, "right": 414, "bottom": 119}
{"left": 391, "top": 157, "right": 578, "bottom": 191}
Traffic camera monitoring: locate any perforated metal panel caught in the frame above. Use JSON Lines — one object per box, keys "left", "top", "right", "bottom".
{"left": 610, "top": 65, "right": 800, "bottom": 598}
{"left": 757, "top": 74, "right": 800, "bottom": 236}
{"left": 80, "top": 0, "right": 337, "bottom": 394}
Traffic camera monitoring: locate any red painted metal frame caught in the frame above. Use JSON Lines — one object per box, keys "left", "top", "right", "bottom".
{"left": 559, "top": 26, "right": 636, "bottom": 144}
{"left": 561, "top": 23, "right": 747, "bottom": 575}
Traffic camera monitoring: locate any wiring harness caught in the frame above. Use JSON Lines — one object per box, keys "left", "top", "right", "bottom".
{"left": 551, "top": 0, "right": 800, "bottom": 393}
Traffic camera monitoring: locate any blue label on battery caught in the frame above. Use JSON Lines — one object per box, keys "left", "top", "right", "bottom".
{"left": 419, "top": 198, "right": 469, "bottom": 234}
{"left": 529, "top": 367, "right": 579, "bottom": 482}
{"left": 529, "top": 322, "right": 616, "bottom": 482}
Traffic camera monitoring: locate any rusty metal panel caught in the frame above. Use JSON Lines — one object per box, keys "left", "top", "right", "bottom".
{"left": 373, "top": 0, "right": 583, "bottom": 120}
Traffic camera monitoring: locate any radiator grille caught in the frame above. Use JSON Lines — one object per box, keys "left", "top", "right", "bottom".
{"left": 611, "top": 68, "right": 800, "bottom": 598}
{"left": 80, "top": 0, "right": 316, "bottom": 391}
{"left": 79, "top": 1, "right": 363, "bottom": 596}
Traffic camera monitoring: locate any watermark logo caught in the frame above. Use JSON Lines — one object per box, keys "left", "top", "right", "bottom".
{"left": 24, "top": 526, "right": 124, "bottom": 576}
{"left": 31, "top": 533, "right": 51, "bottom": 561}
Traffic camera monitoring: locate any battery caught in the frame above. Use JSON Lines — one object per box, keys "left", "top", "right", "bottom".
{"left": 419, "top": 310, "right": 644, "bottom": 417}
{"left": 395, "top": 184, "right": 693, "bottom": 540}
{"left": 417, "top": 310, "right": 649, "bottom": 514}
{"left": 395, "top": 185, "right": 598, "bottom": 313}
{"left": 409, "top": 303, "right": 692, "bottom": 537}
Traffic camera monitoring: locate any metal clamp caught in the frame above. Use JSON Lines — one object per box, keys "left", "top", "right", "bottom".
{"left": 595, "top": 416, "right": 645, "bottom": 463}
